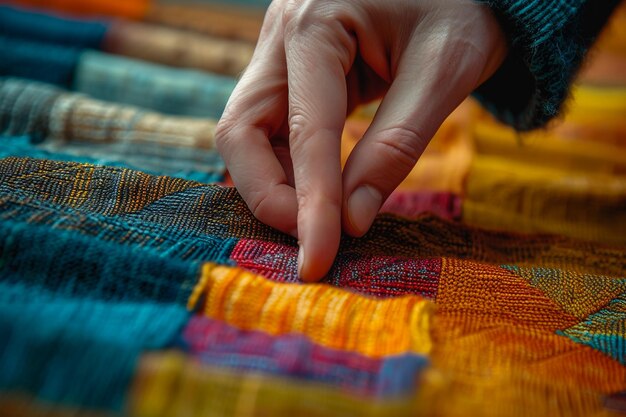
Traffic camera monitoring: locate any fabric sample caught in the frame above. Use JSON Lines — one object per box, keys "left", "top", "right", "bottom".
{"left": 181, "top": 316, "right": 428, "bottom": 396}
{"left": 560, "top": 294, "right": 626, "bottom": 364}
{"left": 0, "top": 136, "right": 224, "bottom": 184}
{"left": 0, "top": 284, "right": 188, "bottom": 410}
{"left": 463, "top": 155, "right": 626, "bottom": 245}
{"left": 0, "top": 155, "right": 623, "bottom": 417}
{"left": 12, "top": 0, "right": 149, "bottom": 20}
{"left": 144, "top": 3, "right": 263, "bottom": 43}
{"left": 129, "top": 352, "right": 420, "bottom": 417}
{"left": 104, "top": 20, "right": 253, "bottom": 76}
{"left": 0, "top": 36, "right": 80, "bottom": 87}
{"left": 0, "top": 5, "right": 108, "bottom": 48}
{"left": 380, "top": 191, "right": 462, "bottom": 220}
{"left": 189, "top": 264, "right": 434, "bottom": 357}
{"left": 0, "top": 5, "right": 252, "bottom": 76}
{"left": 423, "top": 257, "right": 626, "bottom": 417}
{"left": 73, "top": 50, "right": 236, "bottom": 118}
{"left": 0, "top": 78, "right": 225, "bottom": 182}
{"left": 230, "top": 239, "right": 442, "bottom": 299}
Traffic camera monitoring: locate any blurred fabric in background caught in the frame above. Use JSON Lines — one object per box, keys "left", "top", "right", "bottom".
{"left": 0, "top": 1, "right": 625, "bottom": 417}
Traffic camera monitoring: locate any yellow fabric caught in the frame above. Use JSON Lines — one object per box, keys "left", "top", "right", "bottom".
{"left": 128, "top": 352, "right": 419, "bottom": 417}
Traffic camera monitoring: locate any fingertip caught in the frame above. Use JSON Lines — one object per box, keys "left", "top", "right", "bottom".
{"left": 296, "top": 202, "right": 341, "bottom": 283}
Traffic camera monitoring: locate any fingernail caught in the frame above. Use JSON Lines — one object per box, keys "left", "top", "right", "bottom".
{"left": 297, "top": 244, "right": 305, "bottom": 279}
{"left": 347, "top": 185, "right": 382, "bottom": 236}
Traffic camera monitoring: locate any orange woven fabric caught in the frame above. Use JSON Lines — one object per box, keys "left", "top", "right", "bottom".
{"left": 188, "top": 264, "right": 433, "bottom": 357}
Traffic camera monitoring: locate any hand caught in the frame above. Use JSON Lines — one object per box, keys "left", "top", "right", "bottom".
{"left": 215, "top": 0, "right": 507, "bottom": 282}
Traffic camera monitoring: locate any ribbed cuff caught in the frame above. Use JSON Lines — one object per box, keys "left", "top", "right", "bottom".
{"left": 473, "top": 0, "right": 621, "bottom": 130}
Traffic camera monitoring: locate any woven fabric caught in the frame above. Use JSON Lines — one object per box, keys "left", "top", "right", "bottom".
{"left": 0, "top": 36, "right": 80, "bottom": 87}
{"left": 188, "top": 264, "right": 433, "bottom": 357}
{"left": 104, "top": 20, "right": 253, "bottom": 76}
{"left": 129, "top": 352, "right": 420, "bottom": 417}
{"left": 0, "top": 5, "right": 252, "bottom": 77}
{"left": 380, "top": 191, "right": 461, "bottom": 220}
{"left": 144, "top": 3, "right": 264, "bottom": 43}
{"left": 560, "top": 294, "right": 626, "bottom": 364}
{"left": 0, "top": 283, "right": 189, "bottom": 410}
{"left": 0, "top": 155, "right": 623, "bottom": 417}
{"left": 0, "top": 5, "right": 108, "bottom": 48}
{"left": 74, "top": 50, "right": 236, "bottom": 118}
{"left": 230, "top": 239, "right": 442, "bottom": 298}
{"left": 181, "top": 316, "right": 428, "bottom": 396}
{"left": 0, "top": 136, "right": 224, "bottom": 183}
{"left": 424, "top": 257, "right": 626, "bottom": 417}
{"left": 463, "top": 87, "right": 626, "bottom": 245}
{"left": 0, "top": 35, "right": 236, "bottom": 118}
{"left": 12, "top": 0, "right": 149, "bottom": 19}
{"left": 0, "top": 78, "right": 225, "bottom": 182}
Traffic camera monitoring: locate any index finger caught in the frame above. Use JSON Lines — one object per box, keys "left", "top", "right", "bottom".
{"left": 284, "top": 20, "right": 355, "bottom": 282}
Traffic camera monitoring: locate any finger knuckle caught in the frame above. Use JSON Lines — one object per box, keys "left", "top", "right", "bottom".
{"left": 374, "top": 127, "right": 427, "bottom": 170}
{"left": 287, "top": 111, "right": 309, "bottom": 146}
{"left": 248, "top": 190, "right": 272, "bottom": 220}
{"left": 214, "top": 117, "right": 239, "bottom": 152}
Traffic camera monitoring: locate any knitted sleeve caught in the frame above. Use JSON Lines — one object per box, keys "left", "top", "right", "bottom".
{"left": 473, "top": 0, "right": 622, "bottom": 130}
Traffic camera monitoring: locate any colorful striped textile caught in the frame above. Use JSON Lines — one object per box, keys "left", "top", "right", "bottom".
{"left": 0, "top": 5, "right": 108, "bottom": 48}
{"left": 0, "top": 37, "right": 236, "bottom": 118}
{"left": 74, "top": 50, "right": 235, "bottom": 118}
{"left": 0, "top": 5, "right": 253, "bottom": 75}
{"left": 463, "top": 86, "right": 626, "bottom": 245}
{"left": 0, "top": 78, "right": 224, "bottom": 182}
{"left": 180, "top": 316, "right": 428, "bottom": 396}
{"left": 0, "top": 155, "right": 624, "bottom": 417}
{"left": 10, "top": 0, "right": 265, "bottom": 43}
{"left": 0, "top": 1, "right": 625, "bottom": 416}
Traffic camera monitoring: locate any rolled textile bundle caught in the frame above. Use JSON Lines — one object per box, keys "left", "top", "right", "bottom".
{"left": 48, "top": 93, "right": 217, "bottom": 149}
{"left": 0, "top": 78, "right": 224, "bottom": 181}
{"left": 156, "top": 0, "right": 271, "bottom": 9}
{"left": 463, "top": 155, "right": 626, "bottom": 245}
{"left": 74, "top": 50, "right": 236, "bottom": 118}
{"left": 104, "top": 20, "right": 253, "bottom": 76}
{"left": 1, "top": 5, "right": 253, "bottom": 76}
{"left": 0, "top": 78, "right": 217, "bottom": 149}
{"left": 0, "top": 36, "right": 80, "bottom": 87}
{"left": 11, "top": 0, "right": 149, "bottom": 20}
{"left": 0, "top": 77, "right": 64, "bottom": 141}
{"left": 0, "top": 5, "right": 108, "bottom": 49}
{"left": 144, "top": 3, "right": 264, "bottom": 43}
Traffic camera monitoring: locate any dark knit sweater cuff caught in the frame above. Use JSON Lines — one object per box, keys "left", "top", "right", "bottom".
{"left": 473, "top": 0, "right": 621, "bottom": 131}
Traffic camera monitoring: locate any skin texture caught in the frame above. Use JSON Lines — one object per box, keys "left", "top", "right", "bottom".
{"left": 215, "top": 0, "right": 507, "bottom": 282}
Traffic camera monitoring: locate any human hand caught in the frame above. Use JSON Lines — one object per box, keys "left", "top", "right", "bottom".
{"left": 215, "top": 0, "right": 507, "bottom": 282}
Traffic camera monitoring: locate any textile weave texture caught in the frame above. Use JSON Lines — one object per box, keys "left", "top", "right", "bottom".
{"left": 0, "top": 156, "right": 624, "bottom": 417}
{"left": 1, "top": 1, "right": 626, "bottom": 416}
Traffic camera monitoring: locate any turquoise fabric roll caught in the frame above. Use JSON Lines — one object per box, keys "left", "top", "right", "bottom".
{"left": 0, "top": 36, "right": 80, "bottom": 86}
{"left": 74, "top": 50, "right": 237, "bottom": 118}
{"left": 0, "top": 5, "right": 108, "bottom": 49}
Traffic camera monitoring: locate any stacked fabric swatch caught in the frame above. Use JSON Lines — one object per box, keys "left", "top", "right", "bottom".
{"left": 0, "top": 1, "right": 625, "bottom": 417}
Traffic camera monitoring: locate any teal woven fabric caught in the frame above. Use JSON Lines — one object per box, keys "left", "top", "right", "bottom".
{"left": 0, "top": 282, "right": 189, "bottom": 410}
